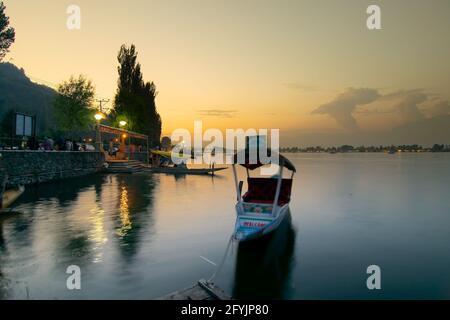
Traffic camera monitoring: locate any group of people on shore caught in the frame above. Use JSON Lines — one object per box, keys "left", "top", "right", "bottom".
{"left": 0, "top": 136, "right": 96, "bottom": 152}
{"left": 107, "top": 139, "right": 144, "bottom": 159}
{"left": 34, "top": 137, "right": 95, "bottom": 152}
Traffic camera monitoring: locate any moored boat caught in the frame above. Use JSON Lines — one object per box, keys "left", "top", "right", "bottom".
{"left": 149, "top": 166, "right": 227, "bottom": 175}
{"left": 1, "top": 185, "right": 25, "bottom": 210}
{"left": 231, "top": 148, "right": 296, "bottom": 241}
{"left": 150, "top": 150, "right": 227, "bottom": 175}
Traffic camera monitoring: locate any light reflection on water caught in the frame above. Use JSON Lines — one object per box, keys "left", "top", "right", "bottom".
{"left": 89, "top": 204, "right": 107, "bottom": 264}
{"left": 1, "top": 153, "right": 450, "bottom": 299}
{"left": 117, "top": 186, "right": 132, "bottom": 238}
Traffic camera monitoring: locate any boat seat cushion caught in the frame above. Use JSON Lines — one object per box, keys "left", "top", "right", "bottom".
{"left": 243, "top": 177, "right": 292, "bottom": 205}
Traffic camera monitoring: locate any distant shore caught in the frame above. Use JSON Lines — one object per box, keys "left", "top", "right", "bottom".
{"left": 280, "top": 144, "right": 450, "bottom": 154}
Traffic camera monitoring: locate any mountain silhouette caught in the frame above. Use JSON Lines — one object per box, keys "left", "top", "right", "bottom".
{"left": 0, "top": 63, "right": 56, "bottom": 135}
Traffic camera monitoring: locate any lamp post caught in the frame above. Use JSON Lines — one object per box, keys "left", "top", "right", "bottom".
{"left": 119, "top": 121, "right": 130, "bottom": 160}
{"left": 94, "top": 112, "right": 104, "bottom": 152}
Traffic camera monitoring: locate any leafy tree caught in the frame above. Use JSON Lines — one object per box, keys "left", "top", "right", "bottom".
{"left": 53, "top": 75, "right": 96, "bottom": 135}
{"left": 0, "top": 1, "right": 15, "bottom": 61}
{"left": 431, "top": 144, "right": 444, "bottom": 152}
{"left": 112, "top": 44, "right": 162, "bottom": 146}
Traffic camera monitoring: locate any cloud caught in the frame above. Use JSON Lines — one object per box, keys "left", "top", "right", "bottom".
{"left": 311, "top": 88, "right": 380, "bottom": 131}
{"left": 377, "top": 89, "right": 449, "bottom": 120}
{"left": 381, "top": 90, "right": 427, "bottom": 122}
{"left": 197, "top": 109, "right": 238, "bottom": 118}
{"left": 311, "top": 87, "right": 450, "bottom": 130}
{"left": 427, "top": 100, "right": 450, "bottom": 117}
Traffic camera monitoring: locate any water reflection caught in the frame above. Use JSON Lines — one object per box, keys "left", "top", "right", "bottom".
{"left": 89, "top": 204, "right": 107, "bottom": 263}
{"left": 1, "top": 154, "right": 449, "bottom": 299}
{"left": 0, "top": 219, "right": 10, "bottom": 299}
{"left": 0, "top": 173, "right": 158, "bottom": 298}
{"left": 0, "top": 268, "right": 11, "bottom": 299}
{"left": 117, "top": 186, "right": 132, "bottom": 237}
{"left": 113, "top": 174, "right": 157, "bottom": 260}
{"left": 24, "top": 175, "right": 108, "bottom": 207}
{"left": 233, "top": 212, "right": 296, "bottom": 299}
{"left": 172, "top": 174, "right": 186, "bottom": 182}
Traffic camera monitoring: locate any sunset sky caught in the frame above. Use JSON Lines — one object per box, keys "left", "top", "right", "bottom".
{"left": 4, "top": 0, "right": 450, "bottom": 145}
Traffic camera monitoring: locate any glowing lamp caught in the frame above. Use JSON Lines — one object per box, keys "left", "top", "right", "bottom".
{"left": 94, "top": 113, "right": 104, "bottom": 121}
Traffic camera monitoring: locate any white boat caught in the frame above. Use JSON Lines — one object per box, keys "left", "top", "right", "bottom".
{"left": 231, "top": 149, "right": 296, "bottom": 241}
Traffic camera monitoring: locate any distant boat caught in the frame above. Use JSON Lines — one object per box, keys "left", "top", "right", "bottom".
{"left": 150, "top": 150, "right": 227, "bottom": 175}
{"left": 1, "top": 185, "right": 25, "bottom": 210}
{"left": 231, "top": 149, "right": 296, "bottom": 242}
{"left": 388, "top": 149, "right": 396, "bottom": 154}
{"left": 149, "top": 166, "right": 227, "bottom": 175}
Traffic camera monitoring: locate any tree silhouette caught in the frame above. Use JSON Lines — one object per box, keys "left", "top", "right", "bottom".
{"left": 112, "top": 44, "right": 162, "bottom": 146}
{"left": 0, "top": 1, "right": 15, "bottom": 61}
{"left": 53, "top": 75, "right": 96, "bottom": 135}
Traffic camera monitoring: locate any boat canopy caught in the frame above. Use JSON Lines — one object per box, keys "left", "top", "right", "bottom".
{"left": 99, "top": 124, "right": 148, "bottom": 140}
{"left": 233, "top": 149, "right": 296, "bottom": 172}
{"left": 151, "top": 150, "right": 191, "bottom": 160}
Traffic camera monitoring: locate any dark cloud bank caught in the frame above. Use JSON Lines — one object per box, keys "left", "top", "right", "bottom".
{"left": 284, "top": 87, "right": 450, "bottom": 147}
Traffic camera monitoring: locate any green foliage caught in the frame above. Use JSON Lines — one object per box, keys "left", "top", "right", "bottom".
{"left": 0, "top": 1, "right": 15, "bottom": 61}
{"left": 53, "top": 75, "right": 96, "bottom": 135}
{"left": 431, "top": 144, "right": 445, "bottom": 152}
{"left": 112, "top": 44, "right": 162, "bottom": 146}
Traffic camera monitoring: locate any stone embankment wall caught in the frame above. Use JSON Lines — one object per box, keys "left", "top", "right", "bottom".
{"left": 0, "top": 151, "right": 105, "bottom": 186}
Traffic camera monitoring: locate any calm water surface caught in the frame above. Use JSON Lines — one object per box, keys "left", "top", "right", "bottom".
{"left": 1, "top": 153, "right": 450, "bottom": 299}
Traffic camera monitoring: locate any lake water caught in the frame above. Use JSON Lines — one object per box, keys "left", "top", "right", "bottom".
{"left": 1, "top": 153, "right": 450, "bottom": 299}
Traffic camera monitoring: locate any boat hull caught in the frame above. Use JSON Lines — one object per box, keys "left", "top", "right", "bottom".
{"left": 1, "top": 186, "right": 25, "bottom": 210}
{"left": 233, "top": 202, "right": 290, "bottom": 242}
{"left": 233, "top": 212, "right": 295, "bottom": 299}
{"left": 150, "top": 167, "right": 227, "bottom": 175}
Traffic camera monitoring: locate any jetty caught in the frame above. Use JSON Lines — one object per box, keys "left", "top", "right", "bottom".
{"left": 157, "top": 279, "right": 231, "bottom": 300}
{"left": 106, "top": 160, "right": 148, "bottom": 173}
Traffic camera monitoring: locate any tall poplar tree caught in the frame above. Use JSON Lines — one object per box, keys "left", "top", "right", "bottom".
{"left": 113, "top": 44, "right": 162, "bottom": 146}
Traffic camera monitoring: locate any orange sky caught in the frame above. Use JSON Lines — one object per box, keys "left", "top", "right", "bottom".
{"left": 4, "top": 0, "right": 450, "bottom": 143}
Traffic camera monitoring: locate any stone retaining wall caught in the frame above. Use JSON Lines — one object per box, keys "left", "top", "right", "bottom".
{"left": 0, "top": 151, "right": 105, "bottom": 186}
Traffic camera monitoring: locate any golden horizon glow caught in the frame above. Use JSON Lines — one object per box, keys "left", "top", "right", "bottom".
{"left": 4, "top": 0, "right": 450, "bottom": 145}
